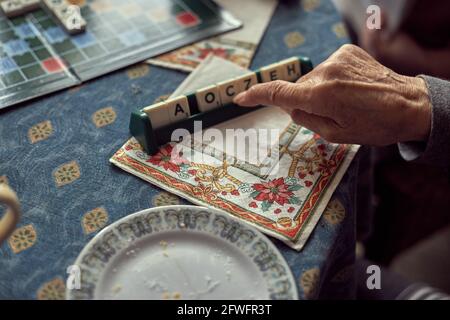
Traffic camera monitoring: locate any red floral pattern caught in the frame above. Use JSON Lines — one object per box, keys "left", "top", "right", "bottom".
{"left": 147, "top": 145, "right": 186, "bottom": 173}
{"left": 249, "top": 201, "right": 258, "bottom": 208}
{"left": 316, "top": 159, "right": 337, "bottom": 176}
{"left": 198, "top": 47, "right": 231, "bottom": 60}
{"left": 253, "top": 178, "right": 294, "bottom": 206}
{"left": 112, "top": 136, "right": 356, "bottom": 248}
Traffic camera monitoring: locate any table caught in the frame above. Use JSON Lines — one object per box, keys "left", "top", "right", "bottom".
{"left": 0, "top": 0, "right": 359, "bottom": 299}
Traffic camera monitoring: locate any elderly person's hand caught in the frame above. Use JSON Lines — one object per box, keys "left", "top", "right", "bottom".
{"left": 233, "top": 44, "right": 432, "bottom": 146}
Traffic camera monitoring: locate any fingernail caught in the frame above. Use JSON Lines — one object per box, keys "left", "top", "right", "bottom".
{"left": 233, "top": 92, "right": 246, "bottom": 105}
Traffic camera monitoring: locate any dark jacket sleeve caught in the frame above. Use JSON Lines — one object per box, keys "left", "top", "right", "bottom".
{"left": 398, "top": 75, "right": 450, "bottom": 167}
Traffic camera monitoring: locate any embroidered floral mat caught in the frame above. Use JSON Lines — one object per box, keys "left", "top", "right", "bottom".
{"left": 110, "top": 118, "right": 359, "bottom": 250}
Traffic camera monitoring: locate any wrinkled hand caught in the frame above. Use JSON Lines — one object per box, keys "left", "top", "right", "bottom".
{"left": 233, "top": 44, "right": 432, "bottom": 146}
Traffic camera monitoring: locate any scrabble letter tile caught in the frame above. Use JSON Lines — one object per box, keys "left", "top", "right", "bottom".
{"left": 279, "top": 57, "right": 302, "bottom": 82}
{"left": 195, "top": 85, "right": 221, "bottom": 112}
{"left": 166, "top": 96, "right": 191, "bottom": 123}
{"left": 259, "top": 64, "right": 283, "bottom": 83}
{"left": 1, "top": 0, "right": 24, "bottom": 18}
{"left": 143, "top": 102, "right": 171, "bottom": 129}
{"left": 54, "top": 3, "right": 86, "bottom": 34}
{"left": 217, "top": 79, "right": 240, "bottom": 105}
{"left": 62, "top": 13, "right": 87, "bottom": 34}
{"left": 235, "top": 72, "right": 258, "bottom": 92}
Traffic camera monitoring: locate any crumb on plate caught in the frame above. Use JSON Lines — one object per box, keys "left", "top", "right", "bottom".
{"left": 159, "top": 240, "right": 168, "bottom": 249}
{"left": 162, "top": 292, "right": 170, "bottom": 300}
{"left": 173, "top": 292, "right": 182, "bottom": 299}
{"left": 111, "top": 284, "right": 122, "bottom": 294}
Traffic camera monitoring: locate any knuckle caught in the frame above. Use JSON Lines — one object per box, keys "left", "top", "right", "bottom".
{"left": 316, "top": 79, "right": 346, "bottom": 96}
{"left": 291, "top": 109, "right": 305, "bottom": 124}
{"left": 320, "top": 61, "right": 342, "bottom": 79}
{"left": 267, "top": 80, "right": 287, "bottom": 104}
{"left": 245, "top": 85, "right": 264, "bottom": 101}
{"left": 291, "top": 113, "right": 302, "bottom": 125}
{"left": 315, "top": 80, "right": 345, "bottom": 98}
{"left": 323, "top": 134, "right": 337, "bottom": 143}
{"left": 312, "top": 84, "right": 325, "bottom": 99}
{"left": 340, "top": 43, "right": 358, "bottom": 54}
{"left": 327, "top": 79, "right": 346, "bottom": 89}
{"left": 321, "top": 128, "right": 338, "bottom": 142}
{"left": 334, "top": 44, "right": 361, "bottom": 61}
{"left": 246, "top": 85, "right": 258, "bottom": 97}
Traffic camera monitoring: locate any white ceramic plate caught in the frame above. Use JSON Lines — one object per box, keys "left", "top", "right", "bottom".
{"left": 67, "top": 205, "right": 298, "bottom": 300}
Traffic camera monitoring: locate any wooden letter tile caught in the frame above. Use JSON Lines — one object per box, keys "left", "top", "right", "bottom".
{"left": 217, "top": 78, "right": 240, "bottom": 105}
{"left": 260, "top": 63, "right": 283, "bottom": 83}
{"left": 143, "top": 102, "right": 171, "bottom": 129}
{"left": 1, "top": 0, "right": 24, "bottom": 18}
{"left": 279, "top": 57, "right": 302, "bottom": 82}
{"left": 195, "top": 85, "right": 221, "bottom": 112}
{"left": 235, "top": 72, "right": 258, "bottom": 92}
{"left": 166, "top": 96, "right": 191, "bottom": 123}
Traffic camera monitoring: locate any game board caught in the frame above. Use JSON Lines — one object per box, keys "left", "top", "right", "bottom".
{"left": 0, "top": 0, "right": 241, "bottom": 109}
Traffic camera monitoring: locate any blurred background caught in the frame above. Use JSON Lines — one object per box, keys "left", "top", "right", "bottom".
{"left": 334, "top": 0, "right": 450, "bottom": 293}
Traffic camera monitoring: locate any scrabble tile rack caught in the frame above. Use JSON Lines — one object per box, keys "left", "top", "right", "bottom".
{"left": 130, "top": 56, "right": 313, "bottom": 155}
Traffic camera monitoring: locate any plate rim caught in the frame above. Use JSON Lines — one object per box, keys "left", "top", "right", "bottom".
{"left": 66, "top": 204, "right": 298, "bottom": 300}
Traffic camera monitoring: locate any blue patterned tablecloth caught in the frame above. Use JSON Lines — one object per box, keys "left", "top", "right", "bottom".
{"left": 0, "top": 0, "right": 358, "bottom": 299}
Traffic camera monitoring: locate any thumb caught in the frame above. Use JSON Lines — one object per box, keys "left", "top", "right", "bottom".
{"left": 233, "top": 80, "right": 308, "bottom": 110}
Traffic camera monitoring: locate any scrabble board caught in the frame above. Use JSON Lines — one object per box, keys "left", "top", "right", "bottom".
{"left": 0, "top": 0, "right": 241, "bottom": 109}
{"left": 130, "top": 56, "right": 313, "bottom": 155}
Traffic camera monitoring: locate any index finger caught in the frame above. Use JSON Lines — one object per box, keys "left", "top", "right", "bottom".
{"left": 235, "top": 79, "right": 333, "bottom": 118}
